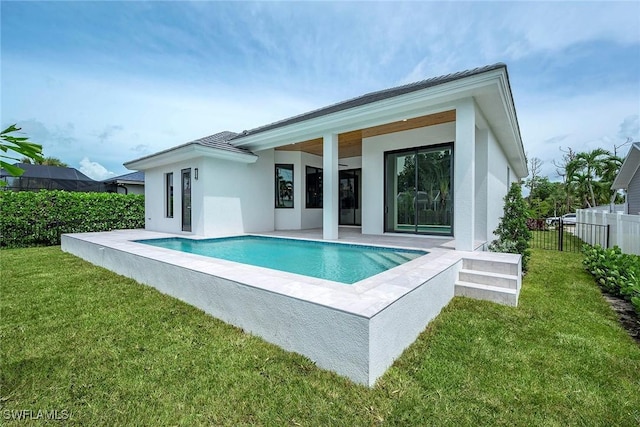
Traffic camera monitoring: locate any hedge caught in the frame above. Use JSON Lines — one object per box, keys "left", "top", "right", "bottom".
{"left": 0, "top": 190, "right": 144, "bottom": 248}
{"left": 582, "top": 244, "right": 640, "bottom": 315}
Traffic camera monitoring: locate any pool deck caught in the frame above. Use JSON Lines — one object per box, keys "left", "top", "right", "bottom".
{"left": 61, "top": 228, "right": 516, "bottom": 386}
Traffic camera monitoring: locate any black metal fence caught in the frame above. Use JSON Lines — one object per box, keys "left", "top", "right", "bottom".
{"left": 529, "top": 219, "right": 610, "bottom": 252}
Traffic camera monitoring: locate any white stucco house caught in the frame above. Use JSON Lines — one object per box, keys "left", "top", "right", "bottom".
{"left": 66, "top": 63, "right": 528, "bottom": 385}
{"left": 124, "top": 63, "right": 527, "bottom": 251}
{"left": 612, "top": 142, "right": 640, "bottom": 215}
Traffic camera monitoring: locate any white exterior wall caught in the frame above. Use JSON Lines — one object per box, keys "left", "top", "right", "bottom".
{"left": 486, "top": 129, "right": 513, "bottom": 242}
{"left": 301, "top": 152, "right": 324, "bottom": 229}
{"left": 274, "top": 151, "right": 303, "bottom": 230}
{"left": 201, "top": 149, "right": 274, "bottom": 235}
{"left": 474, "top": 128, "right": 489, "bottom": 243}
{"left": 361, "top": 122, "right": 456, "bottom": 235}
{"left": 143, "top": 152, "right": 274, "bottom": 236}
{"left": 115, "top": 184, "right": 144, "bottom": 195}
{"left": 273, "top": 151, "right": 325, "bottom": 230}
{"left": 144, "top": 158, "right": 204, "bottom": 234}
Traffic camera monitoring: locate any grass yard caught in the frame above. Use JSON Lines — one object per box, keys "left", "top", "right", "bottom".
{"left": 1, "top": 247, "right": 639, "bottom": 426}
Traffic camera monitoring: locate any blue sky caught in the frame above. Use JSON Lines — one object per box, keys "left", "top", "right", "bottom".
{"left": 2, "top": 1, "right": 639, "bottom": 180}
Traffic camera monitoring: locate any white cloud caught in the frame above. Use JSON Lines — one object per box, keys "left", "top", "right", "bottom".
{"left": 79, "top": 157, "right": 115, "bottom": 181}
{"left": 618, "top": 115, "right": 639, "bottom": 142}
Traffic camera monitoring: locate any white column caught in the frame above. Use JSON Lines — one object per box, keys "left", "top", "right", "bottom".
{"left": 474, "top": 128, "right": 489, "bottom": 243}
{"left": 454, "top": 98, "right": 476, "bottom": 251}
{"left": 323, "top": 133, "right": 339, "bottom": 240}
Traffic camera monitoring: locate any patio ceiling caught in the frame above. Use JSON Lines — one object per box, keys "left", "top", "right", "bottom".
{"left": 275, "top": 109, "right": 456, "bottom": 158}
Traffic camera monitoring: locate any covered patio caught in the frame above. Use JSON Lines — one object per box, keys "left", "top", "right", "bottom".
{"left": 260, "top": 226, "right": 488, "bottom": 252}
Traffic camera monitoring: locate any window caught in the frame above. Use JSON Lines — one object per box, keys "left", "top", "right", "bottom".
{"left": 275, "top": 164, "right": 294, "bottom": 208}
{"left": 306, "top": 166, "right": 323, "bottom": 208}
{"left": 165, "top": 172, "right": 174, "bottom": 218}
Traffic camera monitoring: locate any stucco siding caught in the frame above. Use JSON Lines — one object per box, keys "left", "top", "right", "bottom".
{"left": 361, "top": 122, "right": 456, "bottom": 235}
{"left": 628, "top": 167, "right": 640, "bottom": 215}
{"left": 474, "top": 128, "right": 489, "bottom": 243}
{"left": 144, "top": 159, "right": 204, "bottom": 234}
{"left": 486, "top": 129, "right": 511, "bottom": 242}
{"left": 274, "top": 151, "right": 303, "bottom": 230}
{"left": 201, "top": 149, "right": 275, "bottom": 235}
{"left": 301, "top": 152, "right": 324, "bottom": 229}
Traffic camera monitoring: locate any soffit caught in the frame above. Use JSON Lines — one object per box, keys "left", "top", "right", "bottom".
{"left": 275, "top": 110, "right": 456, "bottom": 157}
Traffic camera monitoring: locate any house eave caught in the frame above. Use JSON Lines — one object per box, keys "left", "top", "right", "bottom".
{"left": 124, "top": 144, "right": 258, "bottom": 171}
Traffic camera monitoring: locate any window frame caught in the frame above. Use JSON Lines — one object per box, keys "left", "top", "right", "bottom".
{"left": 275, "top": 164, "right": 294, "bottom": 209}
{"left": 165, "top": 172, "right": 174, "bottom": 218}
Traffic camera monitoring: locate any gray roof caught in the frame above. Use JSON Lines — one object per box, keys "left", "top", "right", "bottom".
{"left": 104, "top": 170, "right": 145, "bottom": 183}
{"left": 190, "top": 131, "right": 254, "bottom": 155}
{"left": 125, "top": 131, "right": 256, "bottom": 166}
{"left": 231, "top": 63, "right": 507, "bottom": 141}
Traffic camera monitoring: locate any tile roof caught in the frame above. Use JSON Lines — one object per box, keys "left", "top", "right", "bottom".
{"left": 190, "top": 131, "right": 254, "bottom": 155}
{"left": 231, "top": 63, "right": 507, "bottom": 141}
{"left": 104, "top": 170, "right": 145, "bottom": 183}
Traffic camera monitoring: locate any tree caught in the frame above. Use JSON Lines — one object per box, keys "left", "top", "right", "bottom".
{"left": 552, "top": 146, "right": 578, "bottom": 212}
{"left": 566, "top": 148, "right": 622, "bottom": 208}
{"left": 1, "top": 124, "right": 43, "bottom": 179}
{"left": 525, "top": 156, "right": 543, "bottom": 201}
{"left": 489, "top": 182, "right": 532, "bottom": 272}
{"left": 20, "top": 156, "right": 68, "bottom": 167}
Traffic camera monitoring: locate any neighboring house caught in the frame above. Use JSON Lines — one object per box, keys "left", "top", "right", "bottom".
{"left": 0, "top": 163, "right": 103, "bottom": 192}
{"left": 125, "top": 63, "right": 527, "bottom": 251}
{"left": 611, "top": 142, "right": 640, "bottom": 215}
{"left": 103, "top": 171, "right": 145, "bottom": 195}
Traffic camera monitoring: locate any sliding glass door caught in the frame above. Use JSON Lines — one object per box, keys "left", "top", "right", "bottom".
{"left": 385, "top": 144, "right": 453, "bottom": 235}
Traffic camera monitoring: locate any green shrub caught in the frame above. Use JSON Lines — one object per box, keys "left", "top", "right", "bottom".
{"left": 489, "top": 182, "right": 532, "bottom": 272}
{"left": 0, "top": 190, "right": 144, "bottom": 248}
{"left": 582, "top": 244, "right": 640, "bottom": 315}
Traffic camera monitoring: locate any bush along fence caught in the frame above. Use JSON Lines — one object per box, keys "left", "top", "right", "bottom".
{"left": 0, "top": 190, "right": 144, "bottom": 248}
{"left": 582, "top": 244, "right": 640, "bottom": 315}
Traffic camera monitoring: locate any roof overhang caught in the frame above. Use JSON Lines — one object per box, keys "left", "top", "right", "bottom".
{"left": 611, "top": 143, "right": 640, "bottom": 190}
{"left": 232, "top": 67, "right": 527, "bottom": 178}
{"left": 115, "top": 179, "right": 144, "bottom": 185}
{"left": 124, "top": 143, "right": 258, "bottom": 171}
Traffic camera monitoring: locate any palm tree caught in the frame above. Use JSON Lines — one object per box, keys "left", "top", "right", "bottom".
{"left": 567, "top": 148, "right": 612, "bottom": 208}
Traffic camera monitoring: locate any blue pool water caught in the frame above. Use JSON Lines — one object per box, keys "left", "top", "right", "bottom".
{"left": 135, "top": 235, "right": 427, "bottom": 284}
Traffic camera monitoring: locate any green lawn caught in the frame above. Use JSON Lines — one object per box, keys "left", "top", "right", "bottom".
{"left": 2, "top": 247, "right": 639, "bottom": 426}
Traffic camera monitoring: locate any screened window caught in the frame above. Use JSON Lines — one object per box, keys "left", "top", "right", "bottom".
{"left": 275, "top": 164, "right": 294, "bottom": 208}
{"left": 306, "top": 166, "right": 323, "bottom": 208}
{"left": 165, "top": 172, "right": 174, "bottom": 218}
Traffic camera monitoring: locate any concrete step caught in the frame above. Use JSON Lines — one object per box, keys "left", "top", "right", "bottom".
{"left": 455, "top": 281, "right": 518, "bottom": 307}
{"left": 462, "top": 257, "right": 519, "bottom": 276}
{"left": 458, "top": 269, "right": 518, "bottom": 290}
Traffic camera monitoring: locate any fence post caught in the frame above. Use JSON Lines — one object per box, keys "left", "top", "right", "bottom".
{"left": 616, "top": 212, "right": 622, "bottom": 250}
{"left": 558, "top": 219, "right": 564, "bottom": 251}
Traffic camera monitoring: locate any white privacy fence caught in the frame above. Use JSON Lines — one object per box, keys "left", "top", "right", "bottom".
{"left": 577, "top": 209, "right": 640, "bottom": 255}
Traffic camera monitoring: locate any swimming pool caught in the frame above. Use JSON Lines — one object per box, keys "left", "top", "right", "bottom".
{"left": 135, "top": 235, "right": 427, "bottom": 284}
